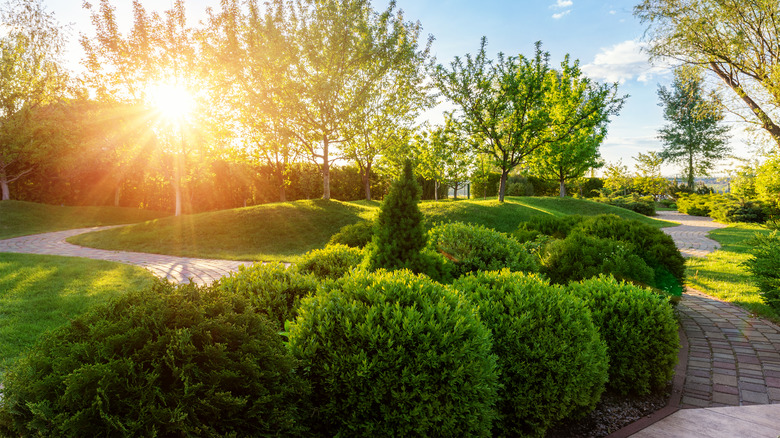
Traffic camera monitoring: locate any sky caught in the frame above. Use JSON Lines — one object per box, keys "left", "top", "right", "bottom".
{"left": 45, "top": 0, "right": 755, "bottom": 177}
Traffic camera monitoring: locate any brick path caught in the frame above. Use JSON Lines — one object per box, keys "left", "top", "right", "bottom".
{"left": 0, "top": 226, "right": 253, "bottom": 285}
{"left": 656, "top": 210, "right": 727, "bottom": 258}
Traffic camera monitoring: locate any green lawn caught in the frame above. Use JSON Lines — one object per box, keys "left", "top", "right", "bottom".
{"left": 686, "top": 223, "right": 779, "bottom": 323}
{"left": 68, "top": 196, "right": 670, "bottom": 262}
{"left": 0, "top": 200, "right": 170, "bottom": 239}
{"left": 0, "top": 253, "right": 158, "bottom": 372}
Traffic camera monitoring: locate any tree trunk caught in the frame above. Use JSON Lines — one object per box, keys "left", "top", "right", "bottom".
{"left": 434, "top": 180, "right": 439, "bottom": 201}
{"left": 114, "top": 183, "right": 122, "bottom": 207}
{"left": 453, "top": 182, "right": 459, "bottom": 200}
{"left": 559, "top": 179, "right": 566, "bottom": 197}
{"left": 277, "top": 170, "right": 287, "bottom": 202}
{"left": 1, "top": 174, "right": 9, "bottom": 201}
{"left": 363, "top": 161, "right": 372, "bottom": 201}
{"left": 498, "top": 168, "right": 510, "bottom": 202}
{"left": 322, "top": 135, "right": 331, "bottom": 200}
{"left": 687, "top": 152, "right": 695, "bottom": 190}
{"left": 174, "top": 152, "right": 183, "bottom": 216}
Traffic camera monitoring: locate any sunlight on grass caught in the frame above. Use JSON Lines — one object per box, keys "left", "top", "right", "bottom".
{"left": 686, "top": 223, "right": 778, "bottom": 323}
{"left": 0, "top": 253, "right": 157, "bottom": 373}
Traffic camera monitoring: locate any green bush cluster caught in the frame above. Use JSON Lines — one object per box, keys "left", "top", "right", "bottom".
{"left": 566, "top": 276, "right": 679, "bottom": 395}
{"left": 217, "top": 262, "right": 318, "bottom": 328}
{"left": 328, "top": 220, "right": 375, "bottom": 248}
{"left": 677, "top": 193, "right": 769, "bottom": 223}
{"left": 428, "top": 221, "right": 538, "bottom": 279}
{"left": 453, "top": 270, "right": 608, "bottom": 437}
{"left": 296, "top": 244, "right": 365, "bottom": 280}
{"left": 514, "top": 215, "right": 584, "bottom": 241}
{"left": 743, "top": 231, "right": 780, "bottom": 312}
{"left": 288, "top": 269, "right": 498, "bottom": 437}
{"left": 595, "top": 195, "right": 656, "bottom": 216}
{"left": 0, "top": 281, "right": 310, "bottom": 437}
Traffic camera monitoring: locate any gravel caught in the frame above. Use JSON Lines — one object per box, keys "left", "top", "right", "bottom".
{"left": 546, "top": 386, "right": 672, "bottom": 438}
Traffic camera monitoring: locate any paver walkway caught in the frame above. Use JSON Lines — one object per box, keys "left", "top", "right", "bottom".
{"left": 0, "top": 226, "right": 253, "bottom": 285}
{"left": 626, "top": 211, "right": 780, "bottom": 437}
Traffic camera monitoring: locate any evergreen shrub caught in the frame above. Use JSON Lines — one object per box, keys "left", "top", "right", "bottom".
{"left": 743, "top": 231, "right": 780, "bottom": 312}
{"left": 0, "top": 281, "right": 310, "bottom": 437}
{"left": 428, "top": 222, "right": 538, "bottom": 279}
{"left": 217, "top": 262, "right": 318, "bottom": 328}
{"left": 566, "top": 276, "right": 679, "bottom": 395}
{"left": 297, "top": 244, "right": 365, "bottom": 280}
{"left": 328, "top": 220, "right": 375, "bottom": 248}
{"left": 452, "top": 270, "right": 608, "bottom": 437}
{"left": 514, "top": 215, "right": 584, "bottom": 241}
{"left": 288, "top": 269, "right": 498, "bottom": 437}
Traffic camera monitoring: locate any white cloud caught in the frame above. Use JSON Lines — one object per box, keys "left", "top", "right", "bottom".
{"left": 553, "top": 0, "right": 573, "bottom": 7}
{"left": 552, "top": 10, "right": 571, "bottom": 19}
{"left": 582, "top": 40, "right": 673, "bottom": 83}
{"left": 609, "top": 10, "right": 617, "bottom": 15}
{"left": 551, "top": 0, "right": 572, "bottom": 19}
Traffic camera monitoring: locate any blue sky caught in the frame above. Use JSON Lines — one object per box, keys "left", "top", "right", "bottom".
{"left": 47, "top": 0, "right": 749, "bottom": 177}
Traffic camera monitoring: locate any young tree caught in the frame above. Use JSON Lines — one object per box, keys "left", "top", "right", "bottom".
{"left": 530, "top": 126, "right": 605, "bottom": 198}
{"left": 413, "top": 122, "right": 474, "bottom": 201}
{"left": 635, "top": 0, "right": 780, "bottom": 148}
{"left": 0, "top": 0, "right": 69, "bottom": 200}
{"left": 603, "top": 160, "right": 633, "bottom": 196}
{"left": 433, "top": 39, "right": 625, "bottom": 202}
{"left": 657, "top": 67, "right": 731, "bottom": 190}
{"left": 633, "top": 151, "right": 669, "bottom": 200}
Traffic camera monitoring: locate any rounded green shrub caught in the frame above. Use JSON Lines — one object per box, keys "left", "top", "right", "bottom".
{"left": 428, "top": 221, "right": 538, "bottom": 279}
{"left": 515, "top": 215, "right": 584, "bottom": 241}
{"left": 565, "top": 275, "right": 680, "bottom": 395}
{"left": 452, "top": 270, "right": 608, "bottom": 437}
{"left": 543, "top": 232, "right": 655, "bottom": 286}
{"left": 328, "top": 220, "right": 375, "bottom": 248}
{"left": 288, "top": 269, "right": 498, "bottom": 437}
{"left": 0, "top": 281, "right": 310, "bottom": 437}
{"left": 743, "top": 231, "right": 780, "bottom": 312}
{"left": 573, "top": 214, "right": 685, "bottom": 283}
{"left": 216, "top": 262, "right": 318, "bottom": 329}
{"left": 296, "top": 244, "right": 365, "bottom": 280}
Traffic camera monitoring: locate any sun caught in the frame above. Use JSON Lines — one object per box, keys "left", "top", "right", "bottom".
{"left": 147, "top": 82, "right": 195, "bottom": 121}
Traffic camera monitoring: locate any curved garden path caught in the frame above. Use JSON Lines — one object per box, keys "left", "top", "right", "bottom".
{"left": 0, "top": 226, "right": 252, "bottom": 285}
{"left": 625, "top": 211, "right": 780, "bottom": 437}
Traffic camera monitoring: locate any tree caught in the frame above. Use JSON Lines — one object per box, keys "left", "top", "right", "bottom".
{"left": 433, "top": 39, "right": 625, "bottom": 202}
{"left": 81, "top": 0, "right": 203, "bottom": 215}
{"left": 635, "top": 0, "right": 780, "bottom": 148}
{"left": 633, "top": 151, "right": 669, "bottom": 200}
{"left": 530, "top": 126, "right": 605, "bottom": 198}
{"left": 603, "top": 160, "right": 633, "bottom": 196}
{"left": 0, "top": 0, "right": 69, "bottom": 200}
{"left": 413, "top": 122, "right": 474, "bottom": 201}
{"left": 259, "top": 0, "right": 429, "bottom": 200}
{"left": 657, "top": 67, "right": 731, "bottom": 190}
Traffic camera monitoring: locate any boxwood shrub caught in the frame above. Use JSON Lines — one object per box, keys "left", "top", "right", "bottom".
{"left": 296, "top": 244, "right": 365, "bottom": 280}
{"left": 0, "top": 281, "right": 310, "bottom": 437}
{"left": 452, "top": 270, "right": 608, "bottom": 437}
{"left": 288, "top": 269, "right": 498, "bottom": 437}
{"left": 743, "top": 231, "right": 780, "bottom": 312}
{"left": 328, "top": 220, "right": 374, "bottom": 248}
{"left": 514, "top": 215, "right": 584, "bottom": 241}
{"left": 216, "top": 262, "right": 318, "bottom": 328}
{"left": 427, "top": 222, "right": 538, "bottom": 279}
{"left": 565, "top": 275, "right": 680, "bottom": 395}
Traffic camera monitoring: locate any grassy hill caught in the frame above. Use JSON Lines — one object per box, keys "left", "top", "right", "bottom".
{"left": 68, "top": 197, "right": 671, "bottom": 262}
{"left": 0, "top": 200, "right": 170, "bottom": 240}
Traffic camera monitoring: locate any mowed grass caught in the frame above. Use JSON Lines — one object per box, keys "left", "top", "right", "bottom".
{"left": 69, "top": 196, "right": 670, "bottom": 262}
{"left": 0, "top": 200, "right": 169, "bottom": 239}
{"left": 686, "top": 223, "right": 779, "bottom": 324}
{"left": 0, "top": 253, "right": 158, "bottom": 371}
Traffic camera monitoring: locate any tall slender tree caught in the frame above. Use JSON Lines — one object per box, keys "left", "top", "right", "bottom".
{"left": 657, "top": 67, "right": 731, "bottom": 190}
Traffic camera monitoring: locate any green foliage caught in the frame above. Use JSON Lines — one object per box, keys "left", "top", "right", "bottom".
{"left": 595, "top": 196, "right": 656, "bottom": 216}
{"left": 574, "top": 214, "right": 686, "bottom": 284}
{"left": 216, "top": 263, "right": 318, "bottom": 329}
{"left": 288, "top": 269, "right": 498, "bottom": 437}
{"left": 428, "top": 222, "right": 538, "bottom": 279}
{"left": 328, "top": 220, "right": 375, "bottom": 248}
{"left": 296, "top": 244, "right": 365, "bottom": 280}
{"left": 452, "top": 270, "right": 608, "bottom": 437}
{"left": 364, "top": 160, "right": 430, "bottom": 274}
{"left": 0, "top": 281, "right": 310, "bottom": 437}
{"left": 743, "top": 231, "right": 780, "bottom": 312}
{"left": 676, "top": 193, "right": 714, "bottom": 216}
{"left": 515, "top": 215, "right": 585, "bottom": 241}
{"left": 566, "top": 276, "right": 679, "bottom": 395}
{"left": 678, "top": 193, "right": 769, "bottom": 223}
{"left": 543, "top": 232, "right": 655, "bottom": 286}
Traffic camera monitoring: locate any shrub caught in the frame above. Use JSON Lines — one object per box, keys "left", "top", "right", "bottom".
{"left": 288, "top": 269, "right": 498, "bottom": 437}
{"left": 543, "top": 232, "right": 655, "bottom": 286}
{"left": 297, "top": 244, "right": 365, "bottom": 280}
{"left": 743, "top": 231, "right": 780, "bottom": 312}
{"left": 364, "top": 160, "right": 430, "bottom": 275}
{"left": 0, "top": 281, "right": 310, "bottom": 437}
{"left": 217, "top": 262, "right": 318, "bottom": 328}
{"left": 599, "top": 197, "right": 656, "bottom": 216}
{"left": 710, "top": 199, "right": 767, "bottom": 223}
{"left": 515, "top": 215, "right": 584, "bottom": 241}
{"left": 453, "top": 270, "right": 608, "bottom": 437}
{"left": 676, "top": 193, "right": 715, "bottom": 216}
{"left": 573, "top": 214, "right": 686, "bottom": 284}
{"left": 565, "top": 276, "right": 679, "bottom": 395}
{"left": 328, "top": 220, "right": 375, "bottom": 248}
{"left": 428, "top": 222, "right": 538, "bottom": 279}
